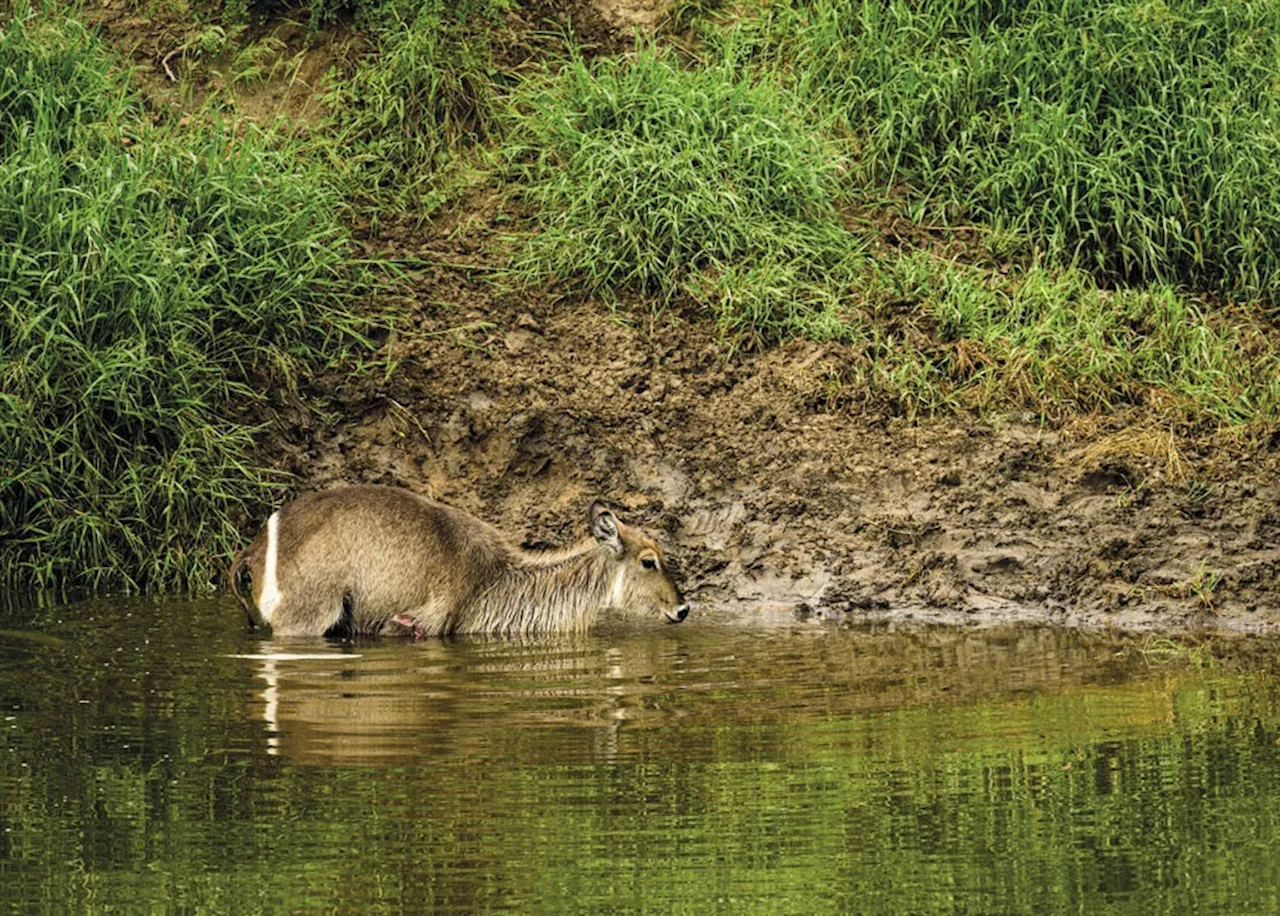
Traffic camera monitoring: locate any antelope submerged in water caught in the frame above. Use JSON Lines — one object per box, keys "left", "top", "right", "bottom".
{"left": 228, "top": 485, "right": 689, "bottom": 638}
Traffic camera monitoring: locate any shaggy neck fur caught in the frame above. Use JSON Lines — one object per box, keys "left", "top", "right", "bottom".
{"left": 459, "top": 539, "right": 616, "bottom": 636}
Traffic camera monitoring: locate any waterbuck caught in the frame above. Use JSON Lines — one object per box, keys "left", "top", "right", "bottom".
{"left": 228, "top": 485, "right": 689, "bottom": 638}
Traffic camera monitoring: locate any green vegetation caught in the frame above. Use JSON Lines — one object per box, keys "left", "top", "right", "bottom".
{"left": 763, "top": 0, "right": 1280, "bottom": 302}
{"left": 498, "top": 18, "right": 1280, "bottom": 395}
{"left": 0, "top": 12, "right": 369, "bottom": 594}
{"left": 321, "top": 0, "right": 508, "bottom": 209}
{"left": 504, "top": 45, "right": 858, "bottom": 343}
{"left": 838, "top": 255, "right": 1280, "bottom": 422}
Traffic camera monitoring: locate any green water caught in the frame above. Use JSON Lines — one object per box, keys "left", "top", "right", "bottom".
{"left": 2, "top": 599, "right": 1278, "bottom": 913}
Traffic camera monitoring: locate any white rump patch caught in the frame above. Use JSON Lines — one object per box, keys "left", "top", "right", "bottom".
{"left": 608, "top": 567, "right": 626, "bottom": 608}
{"left": 258, "top": 511, "right": 283, "bottom": 623}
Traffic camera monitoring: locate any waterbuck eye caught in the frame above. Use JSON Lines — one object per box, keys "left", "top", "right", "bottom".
{"left": 641, "top": 556, "right": 658, "bottom": 571}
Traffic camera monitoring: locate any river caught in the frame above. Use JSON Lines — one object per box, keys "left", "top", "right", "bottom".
{"left": 2, "top": 598, "right": 1278, "bottom": 912}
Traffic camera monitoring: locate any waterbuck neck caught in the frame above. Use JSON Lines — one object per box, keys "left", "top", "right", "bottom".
{"left": 463, "top": 542, "right": 616, "bottom": 636}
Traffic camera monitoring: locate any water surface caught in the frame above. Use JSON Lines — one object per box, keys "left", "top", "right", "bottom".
{"left": 2, "top": 599, "right": 1279, "bottom": 912}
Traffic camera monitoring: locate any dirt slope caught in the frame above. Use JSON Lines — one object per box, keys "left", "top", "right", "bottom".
{"left": 258, "top": 214, "right": 1280, "bottom": 634}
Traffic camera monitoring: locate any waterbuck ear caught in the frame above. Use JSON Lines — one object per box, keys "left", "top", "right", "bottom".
{"left": 589, "top": 501, "right": 624, "bottom": 557}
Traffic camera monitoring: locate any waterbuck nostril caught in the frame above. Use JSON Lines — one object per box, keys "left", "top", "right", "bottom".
{"left": 676, "top": 605, "right": 689, "bottom": 622}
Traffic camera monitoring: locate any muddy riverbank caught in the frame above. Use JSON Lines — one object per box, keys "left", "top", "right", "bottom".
{"left": 253, "top": 217, "right": 1280, "bottom": 634}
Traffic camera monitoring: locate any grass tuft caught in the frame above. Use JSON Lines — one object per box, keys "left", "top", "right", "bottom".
{"left": 0, "top": 11, "right": 371, "bottom": 596}
{"left": 320, "top": 0, "right": 508, "bottom": 210}
{"left": 503, "top": 44, "right": 862, "bottom": 344}
{"left": 819, "top": 254, "right": 1280, "bottom": 425}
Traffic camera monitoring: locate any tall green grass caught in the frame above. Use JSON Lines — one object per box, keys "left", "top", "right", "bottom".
{"left": 0, "top": 12, "right": 369, "bottom": 595}
{"left": 760, "top": 0, "right": 1280, "bottom": 303}
{"left": 503, "top": 45, "right": 863, "bottom": 345}
{"left": 320, "top": 0, "right": 508, "bottom": 209}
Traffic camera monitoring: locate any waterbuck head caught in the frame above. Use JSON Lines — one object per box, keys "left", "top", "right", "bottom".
{"left": 590, "top": 501, "right": 689, "bottom": 624}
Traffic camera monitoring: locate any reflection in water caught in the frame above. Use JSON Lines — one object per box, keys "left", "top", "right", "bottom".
{"left": 239, "top": 624, "right": 1216, "bottom": 768}
{"left": 1, "top": 598, "right": 1279, "bottom": 912}
{"left": 242, "top": 635, "right": 678, "bottom": 765}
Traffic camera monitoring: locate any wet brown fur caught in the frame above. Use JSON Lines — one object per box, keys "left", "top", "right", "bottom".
{"left": 232, "top": 485, "right": 687, "bottom": 638}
